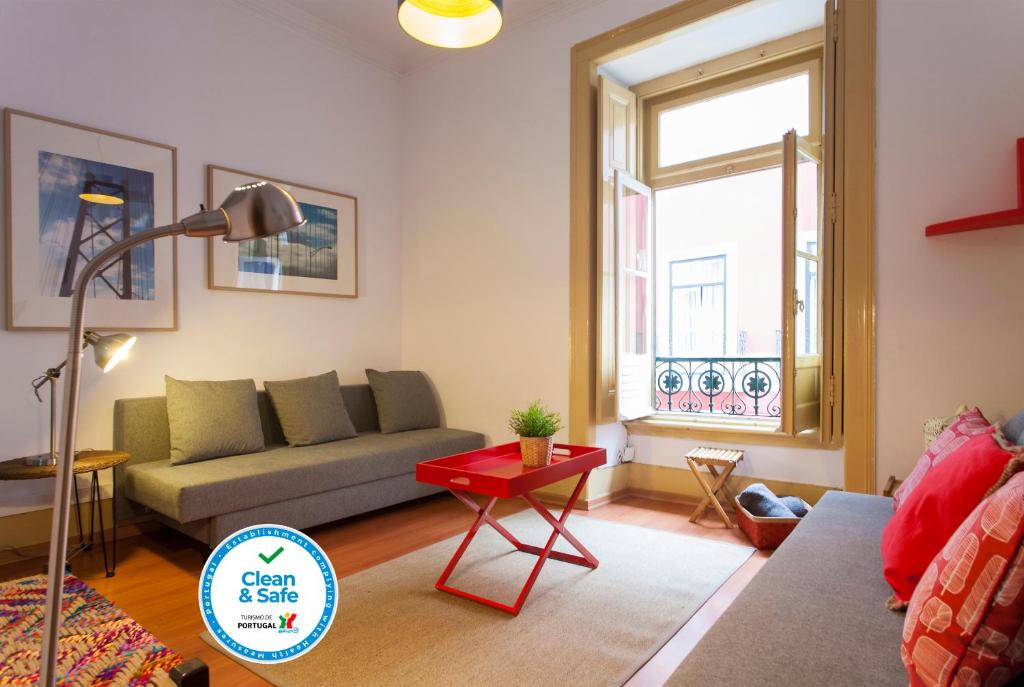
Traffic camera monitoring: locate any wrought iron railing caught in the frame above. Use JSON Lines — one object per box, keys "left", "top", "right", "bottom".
{"left": 654, "top": 356, "right": 782, "bottom": 418}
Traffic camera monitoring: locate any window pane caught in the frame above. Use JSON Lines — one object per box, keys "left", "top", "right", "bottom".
{"left": 795, "top": 150, "right": 820, "bottom": 356}
{"left": 655, "top": 167, "right": 782, "bottom": 359}
{"left": 624, "top": 273, "right": 648, "bottom": 355}
{"left": 659, "top": 73, "right": 809, "bottom": 167}
{"left": 796, "top": 255, "right": 818, "bottom": 356}
{"left": 796, "top": 157, "right": 820, "bottom": 256}
{"left": 671, "top": 255, "right": 725, "bottom": 287}
{"left": 619, "top": 179, "right": 651, "bottom": 357}
{"left": 671, "top": 283, "right": 726, "bottom": 355}
{"left": 621, "top": 186, "right": 650, "bottom": 272}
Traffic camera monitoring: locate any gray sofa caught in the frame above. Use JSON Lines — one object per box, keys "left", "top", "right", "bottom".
{"left": 668, "top": 491, "right": 907, "bottom": 686}
{"left": 113, "top": 384, "right": 484, "bottom": 547}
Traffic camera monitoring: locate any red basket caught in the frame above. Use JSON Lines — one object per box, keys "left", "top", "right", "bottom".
{"left": 734, "top": 497, "right": 811, "bottom": 549}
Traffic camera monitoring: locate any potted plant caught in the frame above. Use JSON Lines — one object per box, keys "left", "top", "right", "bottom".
{"left": 508, "top": 400, "right": 563, "bottom": 467}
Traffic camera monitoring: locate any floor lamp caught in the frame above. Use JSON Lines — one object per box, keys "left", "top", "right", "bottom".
{"left": 38, "top": 181, "right": 305, "bottom": 686}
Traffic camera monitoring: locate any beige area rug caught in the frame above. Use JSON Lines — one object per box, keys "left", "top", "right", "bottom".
{"left": 202, "top": 511, "right": 753, "bottom": 686}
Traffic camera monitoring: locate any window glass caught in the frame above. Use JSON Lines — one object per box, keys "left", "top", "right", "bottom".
{"left": 659, "top": 73, "right": 810, "bottom": 167}
{"left": 620, "top": 183, "right": 650, "bottom": 355}
{"left": 795, "top": 155, "right": 820, "bottom": 356}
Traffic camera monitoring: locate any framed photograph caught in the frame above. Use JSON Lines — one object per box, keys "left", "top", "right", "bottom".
{"left": 4, "top": 109, "right": 177, "bottom": 331}
{"left": 207, "top": 165, "right": 358, "bottom": 298}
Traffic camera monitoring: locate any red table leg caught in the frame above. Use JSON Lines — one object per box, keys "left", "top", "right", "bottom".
{"left": 435, "top": 470, "right": 598, "bottom": 615}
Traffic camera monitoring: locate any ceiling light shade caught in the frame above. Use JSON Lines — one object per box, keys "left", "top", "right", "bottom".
{"left": 218, "top": 181, "right": 306, "bottom": 242}
{"left": 78, "top": 193, "right": 125, "bottom": 205}
{"left": 84, "top": 331, "right": 137, "bottom": 373}
{"left": 397, "top": 0, "right": 502, "bottom": 49}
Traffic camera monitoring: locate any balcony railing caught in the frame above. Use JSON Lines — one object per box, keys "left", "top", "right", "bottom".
{"left": 654, "top": 356, "right": 782, "bottom": 418}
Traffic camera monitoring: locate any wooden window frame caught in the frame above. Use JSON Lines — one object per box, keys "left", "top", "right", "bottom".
{"left": 570, "top": 0, "right": 876, "bottom": 492}
{"left": 643, "top": 52, "right": 823, "bottom": 190}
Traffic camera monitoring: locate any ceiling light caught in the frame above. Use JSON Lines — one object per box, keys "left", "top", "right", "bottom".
{"left": 397, "top": 0, "right": 503, "bottom": 49}
{"left": 79, "top": 193, "right": 124, "bottom": 205}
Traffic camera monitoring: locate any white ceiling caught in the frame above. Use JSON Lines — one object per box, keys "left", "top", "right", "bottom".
{"left": 600, "top": 0, "right": 825, "bottom": 86}
{"left": 233, "top": 0, "right": 599, "bottom": 75}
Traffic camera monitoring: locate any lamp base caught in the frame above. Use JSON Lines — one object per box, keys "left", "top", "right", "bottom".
{"left": 23, "top": 452, "right": 58, "bottom": 467}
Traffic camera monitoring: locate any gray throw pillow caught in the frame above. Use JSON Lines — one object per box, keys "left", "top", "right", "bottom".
{"left": 165, "top": 376, "right": 265, "bottom": 465}
{"left": 264, "top": 371, "right": 357, "bottom": 447}
{"left": 1003, "top": 410, "right": 1024, "bottom": 445}
{"left": 365, "top": 369, "right": 441, "bottom": 434}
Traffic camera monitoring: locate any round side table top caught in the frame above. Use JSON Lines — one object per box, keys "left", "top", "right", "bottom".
{"left": 0, "top": 450, "right": 130, "bottom": 481}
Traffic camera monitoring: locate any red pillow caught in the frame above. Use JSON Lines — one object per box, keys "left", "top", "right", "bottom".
{"left": 883, "top": 432, "right": 1018, "bottom": 604}
{"left": 893, "top": 408, "right": 992, "bottom": 511}
{"left": 901, "top": 471, "right": 1024, "bottom": 687}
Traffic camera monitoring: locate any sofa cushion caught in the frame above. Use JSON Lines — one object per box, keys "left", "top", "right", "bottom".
{"left": 666, "top": 492, "right": 907, "bottom": 687}
{"left": 124, "top": 428, "right": 484, "bottom": 523}
{"left": 264, "top": 371, "right": 357, "bottom": 446}
{"left": 894, "top": 408, "right": 992, "bottom": 511}
{"left": 366, "top": 369, "right": 441, "bottom": 433}
{"left": 883, "top": 432, "right": 1020, "bottom": 604}
{"left": 901, "top": 471, "right": 1024, "bottom": 687}
{"left": 165, "top": 376, "right": 265, "bottom": 465}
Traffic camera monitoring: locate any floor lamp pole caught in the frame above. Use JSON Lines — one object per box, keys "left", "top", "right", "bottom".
{"left": 37, "top": 181, "right": 303, "bottom": 685}
{"left": 38, "top": 222, "right": 187, "bottom": 686}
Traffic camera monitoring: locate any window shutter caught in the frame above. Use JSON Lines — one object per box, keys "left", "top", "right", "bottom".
{"left": 615, "top": 171, "right": 654, "bottom": 421}
{"left": 821, "top": 0, "right": 842, "bottom": 444}
{"left": 595, "top": 74, "right": 637, "bottom": 423}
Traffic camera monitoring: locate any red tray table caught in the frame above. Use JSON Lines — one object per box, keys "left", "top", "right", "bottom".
{"left": 416, "top": 442, "right": 606, "bottom": 615}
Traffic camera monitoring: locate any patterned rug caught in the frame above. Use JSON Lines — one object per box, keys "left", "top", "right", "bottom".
{"left": 0, "top": 574, "right": 182, "bottom": 686}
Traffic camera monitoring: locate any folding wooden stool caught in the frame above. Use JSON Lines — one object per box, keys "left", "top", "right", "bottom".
{"left": 685, "top": 447, "right": 744, "bottom": 528}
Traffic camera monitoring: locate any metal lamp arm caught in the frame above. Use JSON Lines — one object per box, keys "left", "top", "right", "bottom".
{"left": 39, "top": 210, "right": 228, "bottom": 686}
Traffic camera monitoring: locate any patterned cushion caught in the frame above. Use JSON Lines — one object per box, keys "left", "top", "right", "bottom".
{"left": 901, "top": 471, "right": 1024, "bottom": 687}
{"left": 894, "top": 408, "right": 992, "bottom": 511}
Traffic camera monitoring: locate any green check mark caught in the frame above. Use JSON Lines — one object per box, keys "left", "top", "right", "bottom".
{"left": 258, "top": 546, "right": 284, "bottom": 565}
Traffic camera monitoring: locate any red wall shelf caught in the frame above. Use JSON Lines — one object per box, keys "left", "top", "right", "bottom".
{"left": 925, "top": 137, "right": 1024, "bottom": 237}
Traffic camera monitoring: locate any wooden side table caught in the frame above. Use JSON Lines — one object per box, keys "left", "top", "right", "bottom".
{"left": 0, "top": 450, "right": 130, "bottom": 577}
{"left": 686, "top": 447, "right": 744, "bottom": 528}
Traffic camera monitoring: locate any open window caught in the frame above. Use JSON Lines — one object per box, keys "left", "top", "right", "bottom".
{"left": 593, "top": 20, "right": 840, "bottom": 445}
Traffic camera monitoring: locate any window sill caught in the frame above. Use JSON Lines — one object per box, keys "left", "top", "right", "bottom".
{"left": 623, "top": 415, "right": 831, "bottom": 448}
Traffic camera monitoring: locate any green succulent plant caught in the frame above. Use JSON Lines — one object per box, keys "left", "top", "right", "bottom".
{"left": 508, "top": 400, "right": 563, "bottom": 438}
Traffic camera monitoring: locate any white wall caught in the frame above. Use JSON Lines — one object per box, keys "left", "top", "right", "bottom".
{"left": 876, "top": 0, "right": 1024, "bottom": 491}
{"left": 0, "top": 0, "right": 405, "bottom": 515}
{"left": 399, "top": 0, "right": 843, "bottom": 487}
{"left": 400, "top": 0, "right": 677, "bottom": 451}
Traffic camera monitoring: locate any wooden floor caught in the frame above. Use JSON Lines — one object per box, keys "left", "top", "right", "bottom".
{"left": 0, "top": 494, "right": 767, "bottom": 687}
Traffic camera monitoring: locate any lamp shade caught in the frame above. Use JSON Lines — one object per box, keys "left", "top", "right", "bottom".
{"left": 397, "top": 0, "right": 502, "bottom": 49}
{"left": 84, "top": 332, "right": 136, "bottom": 373}
{"left": 218, "top": 181, "right": 306, "bottom": 242}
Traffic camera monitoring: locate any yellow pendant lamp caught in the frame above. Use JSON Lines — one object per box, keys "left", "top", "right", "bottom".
{"left": 397, "top": 0, "right": 503, "bottom": 49}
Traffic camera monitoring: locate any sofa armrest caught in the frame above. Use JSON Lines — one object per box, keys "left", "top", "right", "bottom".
{"left": 883, "top": 475, "right": 899, "bottom": 497}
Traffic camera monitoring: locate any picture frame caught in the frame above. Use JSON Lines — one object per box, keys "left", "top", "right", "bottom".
{"left": 4, "top": 108, "right": 178, "bottom": 331}
{"left": 206, "top": 165, "right": 358, "bottom": 298}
